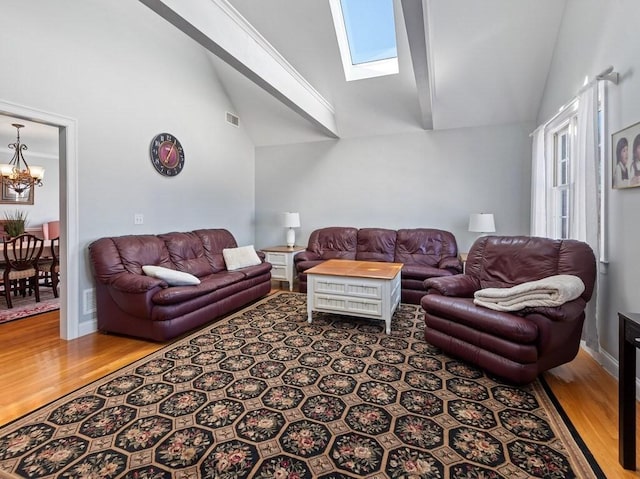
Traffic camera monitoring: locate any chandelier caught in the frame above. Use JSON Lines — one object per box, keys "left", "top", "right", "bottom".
{"left": 0, "top": 123, "right": 45, "bottom": 195}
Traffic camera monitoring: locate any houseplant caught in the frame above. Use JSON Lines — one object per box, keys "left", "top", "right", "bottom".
{"left": 3, "top": 210, "right": 28, "bottom": 238}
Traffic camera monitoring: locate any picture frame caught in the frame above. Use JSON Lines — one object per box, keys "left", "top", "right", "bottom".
{"left": 612, "top": 120, "right": 640, "bottom": 189}
{"left": 0, "top": 177, "right": 34, "bottom": 205}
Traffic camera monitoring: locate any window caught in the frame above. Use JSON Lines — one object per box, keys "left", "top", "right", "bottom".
{"left": 540, "top": 83, "right": 606, "bottom": 251}
{"left": 329, "top": 0, "right": 398, "bottom": 81}
{"left": 552, "top": 122, "right": 573, "bottom": 239}
{"left": 546, "top": 102, "right": 577, "bottom": 240}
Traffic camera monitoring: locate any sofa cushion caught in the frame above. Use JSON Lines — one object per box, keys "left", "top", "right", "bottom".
{"left": 112, "top": 235, "right": 173, "bottom": 274}
{"left": 142, "top": 265, "right": 201, "bottom": 286}
{"left": 236, "top": 261, "right": 272, "bottom": 279}
{"left": 223, "top": 245, "right": 262, "bottom": 270}
{"left": 356, "top": 228, "right": 396, "bottom": 262}
{"left": 152, "top": 271, "right": 245, "bottom": 305}
{"left": 307, "top": 227, "right": 358, "bottom": 260}
{"left": 195, "top": 229, "right": 239, "bottom": 272}
{"left": 158, "top": 231, "right": 212, "bottom": 277}
{"left": 395, "top": 229, "right": 458, "bottom": 267}
{"left": 401, "top": 264, "right": 454, "bottom": 280}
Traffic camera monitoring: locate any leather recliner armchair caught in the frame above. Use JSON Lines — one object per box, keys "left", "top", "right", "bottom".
{"left": 421, "top": 236, "right": 596, "bottom": 384}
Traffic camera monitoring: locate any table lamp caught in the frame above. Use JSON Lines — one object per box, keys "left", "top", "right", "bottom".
{"left": 283, "top": 212, "right": 300, "bottom": 248}
{"left": 468, "top": 213, "right": 495, "bottom": 235}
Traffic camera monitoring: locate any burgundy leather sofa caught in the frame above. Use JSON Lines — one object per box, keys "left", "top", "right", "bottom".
{"left": 295, "top": 227, "right": 462, "bottom": 304}
{"left": 88, "top": 229, "right": 271, "bottom": 341}
{"left": 421, "top": 235, "right": 596, "bottom": 384}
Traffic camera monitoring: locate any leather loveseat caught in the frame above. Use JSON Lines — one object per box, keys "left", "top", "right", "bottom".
{"left": 88, "top": 229, "right": 271, "bottom": 341}
{"left": 295, "top": 227, "right": 462, "bottom": 304}
{"left": 421, "top": 235, "right": 596, "bottom": 384}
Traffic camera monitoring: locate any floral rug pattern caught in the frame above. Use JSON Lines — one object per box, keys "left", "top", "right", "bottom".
{"left": 0, "top": 292, "right": 603, "bottom": 478}
{"left": 0, "top": 288, "right": 59, "bottom": 325}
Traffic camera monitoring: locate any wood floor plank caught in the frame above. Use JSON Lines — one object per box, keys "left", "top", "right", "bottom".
{"left": 0, "top": 311, "right": 163, "bottom": 424}
{"left": 544, "top": 349, "right": 640, "bottom": 478}
{"left": 1, "top": 301, "right": 639, "bottom": 477}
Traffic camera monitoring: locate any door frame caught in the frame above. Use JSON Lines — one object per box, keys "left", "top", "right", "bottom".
{"left": 0, "top": 99, "right": 80, "bottom": 339}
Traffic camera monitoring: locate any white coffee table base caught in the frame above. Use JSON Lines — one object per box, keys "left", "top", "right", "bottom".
{"left": 307, "top": 272, "right": 401, "bottom": 334}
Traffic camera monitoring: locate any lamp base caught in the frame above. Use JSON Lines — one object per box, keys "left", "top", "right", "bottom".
{"left": 286, "top": 228, "right": 296, "bottom": 248}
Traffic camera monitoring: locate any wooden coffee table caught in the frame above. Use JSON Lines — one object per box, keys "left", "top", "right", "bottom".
{"left": 306, "top": 259, "right": 402, "bottom": 334}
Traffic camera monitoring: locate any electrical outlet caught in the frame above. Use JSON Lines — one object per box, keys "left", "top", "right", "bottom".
{"left": 134, "top": 213, "right": 144, "bottom": 225}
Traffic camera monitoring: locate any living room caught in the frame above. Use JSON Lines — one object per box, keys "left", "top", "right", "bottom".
{"left": 0, "top": 0, "right": 638, "bottom": 477}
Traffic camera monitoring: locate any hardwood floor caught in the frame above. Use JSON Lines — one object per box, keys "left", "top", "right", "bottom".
{"left": 544, "top": 350, "right": 640, "bottom": 478}
{"left": 1, "top": 300, "right": 639, "bottom": 478}
{"left": 0, "top": 311, "right": 163, "bottom": 425}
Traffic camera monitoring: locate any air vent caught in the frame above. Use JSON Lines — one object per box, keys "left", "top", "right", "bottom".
{"left": 83, "top": 288, "right": 97, "bottom": 315}
{"left": 226, "top": 112, "right": 240, "bottom": 127}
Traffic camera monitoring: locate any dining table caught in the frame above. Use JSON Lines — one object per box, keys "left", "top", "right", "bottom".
{"left": 0, "top": 240, "right": 53, "bottom": 263}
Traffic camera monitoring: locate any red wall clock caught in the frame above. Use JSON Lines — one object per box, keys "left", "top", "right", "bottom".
{"left": 150, "top": 133, "right": 185, "bottom": 176}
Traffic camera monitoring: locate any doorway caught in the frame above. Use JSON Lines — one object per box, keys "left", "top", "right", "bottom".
{"left": 0, "top": 99, "right": 80, "bottom": 339}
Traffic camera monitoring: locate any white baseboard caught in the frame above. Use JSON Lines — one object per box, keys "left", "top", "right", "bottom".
{"left": 580, "top": 341, "right": 640, "bottom": 400}
{"left": 78, "top": 317, "right": 98, "bottom": 337}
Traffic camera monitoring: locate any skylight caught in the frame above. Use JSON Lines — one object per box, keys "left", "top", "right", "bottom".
{"left": 329, "top": 0, "right": 399, "bottom": 81}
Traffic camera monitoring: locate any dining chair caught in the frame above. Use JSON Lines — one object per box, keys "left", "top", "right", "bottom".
{"left": 1, "top": 234, "right": 44, "bottom": 308}
{"left": 42, "top": 220, "right": 60, "bottom": 241}
{"left": 39, "top": 237, "right": 60, "bottom": 298}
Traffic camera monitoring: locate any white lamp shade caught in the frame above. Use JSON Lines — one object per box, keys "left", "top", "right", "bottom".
{"left": 468, "top": 213, "right": 495, "bottom": 233}
{"left": 0, "top": 164, "right": 13, "bottom": 176}
{"left": 29, "top": 165, "right": 45, "bottom": 180}
{"left": 283, "top": 212, "right": 300, "bottom": 228}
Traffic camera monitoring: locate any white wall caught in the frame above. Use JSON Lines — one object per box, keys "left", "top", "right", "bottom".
{"left": 538, "top": 0, "right": 640, "bottom": 369}
{"left": 0, "top": 1, "right": 257, "bottom": 328}
{"left": 255, "top": 123, "right": 533, "bottom": 252}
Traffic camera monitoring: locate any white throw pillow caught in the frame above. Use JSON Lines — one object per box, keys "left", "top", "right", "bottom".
{"left": 223, "top": 245, "right": 261, "bottom": 271}
{"left": 142, "top": 265, "right": 201, "bottom": 286}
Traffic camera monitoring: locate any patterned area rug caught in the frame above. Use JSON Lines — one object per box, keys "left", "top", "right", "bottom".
{"left": 0, "top": 288, "right": 59, "bottom": 325}
{"left": 0, "top": 292, "right": 603, "bottom": 478}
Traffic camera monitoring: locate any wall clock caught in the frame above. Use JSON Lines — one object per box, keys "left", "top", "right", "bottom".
{"left": 150, "top": 132, "right": 185, "bottom": 176}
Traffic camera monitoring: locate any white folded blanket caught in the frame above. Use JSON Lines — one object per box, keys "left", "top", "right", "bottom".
{"left": 473, "top": 274, "right": 585, "bottom": 312}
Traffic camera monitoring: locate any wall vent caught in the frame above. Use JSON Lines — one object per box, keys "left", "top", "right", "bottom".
{"left": 225, "top": 112, "right": 240, "bottom": 127}
{"left": 83, "top": 288, "right": 97, "bottom": 315}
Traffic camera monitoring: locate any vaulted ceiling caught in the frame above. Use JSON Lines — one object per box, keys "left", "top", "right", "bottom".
{"left": 216, "top": 0, "right": 566, "bottom": 146}
{"left": 3, "top": 1, "right": 567, "bottom": 152}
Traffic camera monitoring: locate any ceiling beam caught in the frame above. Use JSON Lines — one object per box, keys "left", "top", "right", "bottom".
{"left": 139, "top": 0, "right": 339, "bottom": 138}
{"left": 401, "top": 0, "right": 433, "bottom": 130}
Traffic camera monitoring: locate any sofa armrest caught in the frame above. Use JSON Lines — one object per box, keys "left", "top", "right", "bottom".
{"left": 109, "top": 272, "right": 166, "bottom": 293}
{"left": 97, "top": 273, "right": 165, "bottom": 320}
{"left": 438, "top": 256, "right": 463, "bottom": 273}
{"left": 523, "top": 298, "right": 587, "bottom": 322}
{"left": 295, "top": 251, "right": 320, "bottom": 262}
{"left": 108, "top": 287, "right": 161, "bottom": 319}
{"left": 424, "top": 274, "right": 480, "bottom": 298}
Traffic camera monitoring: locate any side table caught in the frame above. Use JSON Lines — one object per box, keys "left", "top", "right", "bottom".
{"left": 261, "top": 246, "right": 305, "bottom": 291}
{"left": 619, "top": 311, "right": 640, "bottom": 470}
